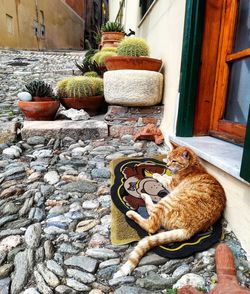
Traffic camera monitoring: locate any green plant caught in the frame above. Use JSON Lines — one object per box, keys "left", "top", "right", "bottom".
{"left": 92, "top": 50, "right": 117, "bottom": 66}
{"left": 101, "top": 21, "right": 124, "bottom": 33}
{"left": 56, "top": 78, "right": 72, "bottom": 98}
{"left": 75, "top": 60, "right": 104, "bottom": 76}
{"left": 117, "top": 37, "right": 149, "bottom": 57}
{"left": 101, "top": 47, "right": 117, "bottom": 52}
{"left": 59, "top": 76, "right": 103, "bottom": 98}
{"left": 83, "top": 71, "right": 98, "bottom": 77}
{"left": 166, "top": 289, "right": 177, "bottom": 294}
{"left": 93, "top": 26, "right": 102, "bottom": 47}
{"left": 25, "top": 80, "right": 54, "bottom": 97}
{"left": 83, "top": 48, "right": 98, "bottom": 63}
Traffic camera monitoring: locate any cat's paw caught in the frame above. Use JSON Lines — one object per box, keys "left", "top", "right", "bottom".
{"left": 126, "top": 210, "right": 137, "bottom": 220}
{"left": 140, "top": 192, "right": 150, "bottom": 200}
{"left": 153, "top": 173, "right": 162, "bottom": 181}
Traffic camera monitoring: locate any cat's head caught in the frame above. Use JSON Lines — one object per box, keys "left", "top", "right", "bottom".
{"left": 164, "top": 146, "right": 199, "bottom": 174}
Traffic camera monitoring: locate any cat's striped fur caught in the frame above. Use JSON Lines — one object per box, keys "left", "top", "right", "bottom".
{"left": 113, "top": 146, "right": 226, "bottom": 278}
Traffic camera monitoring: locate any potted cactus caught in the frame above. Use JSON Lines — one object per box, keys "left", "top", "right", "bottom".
{"left": 101, "top": 21, "right": 125, "bottom": 48}
{"left": 91, "top": 47, "right": 117, "bottom": 72}
{"left": 104, "top": 37, "right": 162, "bottom": 71}
{"left": 57, "top": 76, "right": 104, "bottom": 116}
{"left": 24, "top": 80, "right": 54, "bottom": 101}
{"left": 18, "top": 80, "right": 60, "bottom": 120}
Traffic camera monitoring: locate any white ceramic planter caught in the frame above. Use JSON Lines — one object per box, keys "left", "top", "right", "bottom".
{"left": 104, "top": 70, "right": 163, "bottom": 106}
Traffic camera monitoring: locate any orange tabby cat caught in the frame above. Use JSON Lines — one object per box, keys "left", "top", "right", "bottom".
{"left": 113, "top": 146, "right": 226, "bottom": 278}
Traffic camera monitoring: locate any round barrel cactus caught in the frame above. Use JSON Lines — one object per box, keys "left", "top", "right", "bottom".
{"left": 117, "top": 37, "right": 149, "bottom": 57}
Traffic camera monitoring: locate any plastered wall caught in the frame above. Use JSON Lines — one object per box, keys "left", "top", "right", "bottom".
{"left": 108, "top": 0, "right": 250, "bottom": 255}
{"left": 109, "top": 0, "right": 186, "bottom": 137}
{"left": 203, "top": 161, "right": 250, "bottom": 253}
{"left": 0, "top": 0, "right": 85, "bottom": 50}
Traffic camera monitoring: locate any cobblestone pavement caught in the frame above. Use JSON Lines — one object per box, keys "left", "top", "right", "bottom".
{"left": 0, "top": 50, "right": 249, "bottom": 293}
{"left": 0, "top": 49, "right": 83, "bottom": 123}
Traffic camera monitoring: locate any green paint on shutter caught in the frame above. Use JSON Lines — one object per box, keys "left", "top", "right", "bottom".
{"left": 240, "top": 106, "right": 250, "bottom": 182}
{"left": 176, "top": 0, "right": 205, "bottom": 137}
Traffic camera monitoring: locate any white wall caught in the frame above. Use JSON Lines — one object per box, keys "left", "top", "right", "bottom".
{"left": 109, "top": 0, "right": 140, "bottom": 34}
{"left": 137, "top": 0, "right": 186, "bottom": 137}
{"left": 109, "top": 0, "right": 121, "bottom": 22}
{"left": 203, "top": 161, "right": 250, "bottom": 253}
{"left": 108, "top": 0, "right": 250, "bottom": 255}
{"left": 109, "top": 0, "right": 186, "bottom": 137}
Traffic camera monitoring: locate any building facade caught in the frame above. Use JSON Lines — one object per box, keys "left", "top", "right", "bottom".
{"left": 0, "top": 0, "right": 86, "bottom": 50}
{"left": 109, "top": 0, "right": 250, "bottom": 254}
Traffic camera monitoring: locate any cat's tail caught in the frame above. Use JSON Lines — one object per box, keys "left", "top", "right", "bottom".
{"left": 113, "top": 229, "right": 191, "bottom": 278}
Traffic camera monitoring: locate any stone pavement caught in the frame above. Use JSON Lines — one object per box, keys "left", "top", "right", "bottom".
{"left": 0, "top": 50, "right": 249, "bottom": 293}
{"left": 0, "top": 49, "right": 83, "bottom": 123}
{"left": 0, "top": 133, "right": 249, "bottom": 294}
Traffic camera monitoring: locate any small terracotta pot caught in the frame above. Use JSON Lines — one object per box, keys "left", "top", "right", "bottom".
{"left": 101, "top": 32, "right": 125, "bottom": 42}
{"left": 60, "top": 96, "right": 104, "bottom": 116}
{"left": 101, "top": 32, "right": 125, "bottom": 48}
{"left": 18, "top": 100, "right": 60, "bottom": 120}
{"left": 33, "top": 96, "right": 55, "bottom": 102}
{"left": 104, "top": 56, "right": 162, "bottom": 72}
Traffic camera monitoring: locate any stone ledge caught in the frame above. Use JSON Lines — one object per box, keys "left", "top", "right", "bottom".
{"left": 21, "top": 120, "right": 108, "bottom": 140}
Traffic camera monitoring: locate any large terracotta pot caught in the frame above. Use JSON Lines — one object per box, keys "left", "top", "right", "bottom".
{"left": 105, "top": 56, "right": 162, "bottom": 72}
{"left": 18, "top": 100, "right": 60, "bottom": 120}
{"left": 101, "top": 32, "right": 125, "bottom": 48}
{"left": 60, "top": 96, "right": 104, "bottom": 116}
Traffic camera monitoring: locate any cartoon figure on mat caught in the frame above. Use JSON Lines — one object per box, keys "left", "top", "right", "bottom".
{"left": 121, "top": 163, "right": 169, "bottom": 212}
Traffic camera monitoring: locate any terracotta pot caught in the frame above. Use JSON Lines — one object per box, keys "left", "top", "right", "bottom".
{"left": 104, "top": 56, "right": 162, "bottom": 72}
{"left": 18, "top": 100, "right": 60, "bottom": 121}
{"left": 33, "top": 96, "right": 55, "bottom": 102}
{"left": 60, "top": 96, "right": 104, "bottom": 116}
{"left": 102, "top": 32, "right": 125, "bottom": 42}
{"left": 101, "top": 32, "right": 125, "bottom": 48}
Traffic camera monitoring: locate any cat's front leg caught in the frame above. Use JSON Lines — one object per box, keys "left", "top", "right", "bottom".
{"left": 153, "top": 173, "right": 172, "bottom": 189}
{"left": 126, "top": 210, "right": 152, "bottom": 232}
{"left": 141, "top": 193, "right": 155, "bottom": 215}
{"left": 126, "top": 210, "right": 160, "bottom": 234}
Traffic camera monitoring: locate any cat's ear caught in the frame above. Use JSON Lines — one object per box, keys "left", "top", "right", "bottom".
{"left": 182, "top": 150, "right": 189, "bottom": 159}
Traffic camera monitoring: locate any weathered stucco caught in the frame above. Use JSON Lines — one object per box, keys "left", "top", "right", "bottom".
{"left": 0, "top": 0, "right": 85, "bottom": 50}
{"left": 108, "top": 0, "right": 250, "bottom": 255}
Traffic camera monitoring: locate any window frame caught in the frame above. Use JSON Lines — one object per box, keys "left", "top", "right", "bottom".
{"left": 176, "top": 0, "right": 250, "bottom": 183}
{"left": 209, "top": 0, "right": 248, "bottom": 145}
{"left": 139, "top": 0, "right": 155, "bottom": 18}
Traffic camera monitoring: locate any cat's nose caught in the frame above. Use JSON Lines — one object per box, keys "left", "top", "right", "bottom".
{"left": 158, "top": 190, "right": 169, "bottom": 197}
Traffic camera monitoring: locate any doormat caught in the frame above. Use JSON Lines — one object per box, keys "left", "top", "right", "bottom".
{"left": 110, "top": 157, "right": 223, "bottom": 259}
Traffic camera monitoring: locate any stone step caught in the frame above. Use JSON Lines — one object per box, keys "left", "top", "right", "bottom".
{"left": 21, "top": 120, "right": 108, "bottom": 140}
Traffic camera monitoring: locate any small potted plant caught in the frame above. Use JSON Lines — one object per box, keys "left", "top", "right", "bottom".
{"left": 57, "top": 76, "right": 104, "bottom": 116}
{"left": 101, "top": 21, "right": 125, "bottom": 48}
{"left": 104, "top": 37, "right": 162, "bottom": 71}
{"left": 18, "top": 80, "right": 60, "bottom": 120}
{"left": 91, "top": 47, "right": 117, "bottom": 72}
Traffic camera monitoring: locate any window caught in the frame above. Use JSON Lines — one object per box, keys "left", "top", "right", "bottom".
{"left": 140, "top": 0, "right": 154, "bottom": 18}
{"left": 194, "top": 0, "right": 250, "bottom": 145}
{"left": 176, "top": 0, "right": 250, "bottom": 182}
{"left": 6, "top": 14, "right": 13, "bottom": 34}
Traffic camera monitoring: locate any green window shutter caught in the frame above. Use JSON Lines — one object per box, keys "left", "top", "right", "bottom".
{"left": 240, "top": 106, "right": 250, "bottom": 182}
{"left": 176, "top": 0, "right": 205, "bottom": 137}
